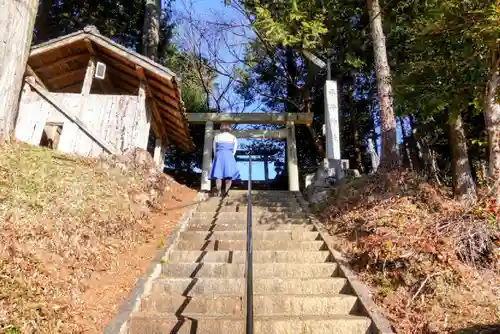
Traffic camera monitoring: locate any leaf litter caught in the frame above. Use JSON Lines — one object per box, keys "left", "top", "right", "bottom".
{"left": 318, "top": 170, "right": 500, "bottom": 333}
{"left": 0, "top": 142, "right": 196, "bottom": 333}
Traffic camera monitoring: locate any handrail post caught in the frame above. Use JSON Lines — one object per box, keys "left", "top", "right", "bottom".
{"left": 245, "top": 155, "right": 253, "bottom": 334}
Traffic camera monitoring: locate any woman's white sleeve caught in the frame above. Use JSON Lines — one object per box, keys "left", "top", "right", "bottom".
{"left": 213, "top": 134, "right": 217, "bottom": 153}
{"left": 233, "top": 137, "right": 237, "bottom": 155}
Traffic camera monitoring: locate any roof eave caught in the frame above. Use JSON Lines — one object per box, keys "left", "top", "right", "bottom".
{"left": 29, "top": 29, "right": 178, "bottom": 83}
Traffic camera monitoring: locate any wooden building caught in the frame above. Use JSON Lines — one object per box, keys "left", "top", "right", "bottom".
{"left": 15, "top": 25, "right": 194, "bottom": 166}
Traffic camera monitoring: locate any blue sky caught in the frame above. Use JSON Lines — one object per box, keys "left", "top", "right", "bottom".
{"left": 173, "top": 0, "right": 274, "bottom": 181}
{"left": 172, "top": 0, "right": 403, "bottom": 180}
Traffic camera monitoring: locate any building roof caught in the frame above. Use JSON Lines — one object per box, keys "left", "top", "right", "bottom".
{"left": 27, "top": 26, "right": 194, "bottom": 152}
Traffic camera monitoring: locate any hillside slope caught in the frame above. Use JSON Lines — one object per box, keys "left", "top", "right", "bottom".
{"left": 0, "top": 143, "right": 196, "bottom": 333}
{"left": 318, "top": 171, "right": 499, "bottom": 333}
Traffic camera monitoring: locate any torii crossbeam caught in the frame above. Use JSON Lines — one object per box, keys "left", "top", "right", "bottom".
{"left": 186, "top": 112, "right": 310, "bottom": 192}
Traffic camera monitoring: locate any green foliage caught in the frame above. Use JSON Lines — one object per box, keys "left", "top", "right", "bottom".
{"left": 471, "top": 139, "right": 487, "bottom": 148}
{"left": 5, "top": 327, "right": 21, "bottom": 334}
{"left": 169, "top": 52, "right": 213, "bottom": 113}
{"left": 34, "top": 0, "right": 146, "bottom": 48}
{"left": 383, "top": 0, "right": 500, "bottom": 186}
{"left": 390, "top": 0, "right": 500, "bottom": 117}
{"left": 231, "top": 0, "right": 377, "bottom": 170}
{"left": 164, "top": 51, "right": 213, "bottom": 171}
{"left": 230, "top": 0, "right": 499, "bottom": 184}
{"left": 33, "top": 0, "right": 500, "bottom": 183}
{"left": 158, "top": 0, "right": 178, "bottom": 63}
{"left": 250, "top": 0, "right": 328, "bottom": 48}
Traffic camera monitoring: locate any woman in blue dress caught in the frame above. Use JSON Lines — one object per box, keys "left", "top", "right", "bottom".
{"left": 210, "top": 123, "right": 240, "bottom": 197}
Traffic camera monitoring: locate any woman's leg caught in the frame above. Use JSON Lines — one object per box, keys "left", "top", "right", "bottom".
{"left": 224, "top": 178, "right": 232, "bottom": 196}
{"left": 216, "top": 179, "right": 222, "bottom": 196}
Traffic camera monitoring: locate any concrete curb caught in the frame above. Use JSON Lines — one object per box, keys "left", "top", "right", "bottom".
{"left": 295, "top": 192, "right": 395, "bottom": 334}
{"left": 104, "top": 191, "right": 209, "bottom": 334}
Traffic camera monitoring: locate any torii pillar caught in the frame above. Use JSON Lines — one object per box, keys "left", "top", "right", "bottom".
{"left": 286, "top": 121, "right": 300, "bottom": 191}
{"left": 201, "top": 121, "right": 214, "bottom": 191}
{"left": 190, "top": 113, "right": 312, "bottom": 192}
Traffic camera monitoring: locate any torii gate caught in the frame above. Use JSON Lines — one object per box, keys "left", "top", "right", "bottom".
{"left": 186, "top": 112, "right": 314, "bottom": 192}
{"left": 234, "top": 148, "right": 280, "bottom": 184}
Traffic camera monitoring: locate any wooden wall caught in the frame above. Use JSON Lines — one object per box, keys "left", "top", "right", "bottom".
{"left": 15, "top": 87, "right": 150, "bottom": 157}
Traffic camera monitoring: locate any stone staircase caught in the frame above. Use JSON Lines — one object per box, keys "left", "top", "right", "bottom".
{"left": 127, "top": 190, "right": 376, "bottom": 333}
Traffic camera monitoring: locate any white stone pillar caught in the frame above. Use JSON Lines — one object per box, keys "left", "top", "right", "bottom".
{"left": 324, "top": 80, "right": 344, "bottom": 180}
{"left": 368, "top": 138, "right": 379, "bottom": 173}
{"left": 134, "top": 82, "right": 151, "bottom": 149}
{"left": 153, "top": 137, "right": 166, "bottom": 169}
{"left": 201, "top": 121, "right": 214, "bottom": 191}
{"left": 286, "top": 121, "right": 300, "bottom": 191}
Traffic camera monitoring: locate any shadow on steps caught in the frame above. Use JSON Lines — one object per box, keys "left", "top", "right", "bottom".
{"left": 453, "top": 324, "right": 500, "bottom": 334}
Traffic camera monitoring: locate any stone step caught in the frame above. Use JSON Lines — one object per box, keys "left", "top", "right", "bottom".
{"left": 237, "top": 198, "right": 300, "bottom": 204}
{"left": 192, "top": 212, "right": 309, "bottom": 220}
{"left": 200, "top": 197, "right": 301, "bottom": 205}
{"left": 189, "top": 216, "right": 309, "bottom": 225}
{"left": 228, "top": 190, "right": 296, "bottom": 196}
{"left": 178, "top": 231, "right": 321, "bottom": 241}
{"left": 187, "top": 223, "right": 315, "bottom": 232}
{"left": 165, "top": 250, "right": 333, "bottom": 264}
{"left": 141, "top": 294, "right": 359, "bottom": 316}
{"left": 228, "top": 190, "right": 297, "bottom": 197}
{"left": 203, "top": 199, "right": 299, "bottom": 207}
{"left": 161, "top": 263, "right": 338, "bottom": 278}
{"left": 175, "top": 240, "right": 327, "bottom": 251}
{"left": 151, "top": 277, "right": 348, "bottom": 296}
{"left": 197, "top": 206, "right": 303, "bottom": 213}
{"left": 199, "top": 202, "right": 301, "bottom": 209}
{"left": 241, "top": 201, "right": 302, "bottom": 207}
{"left": 128, "top": 313, "right": 372, "bottom": 334}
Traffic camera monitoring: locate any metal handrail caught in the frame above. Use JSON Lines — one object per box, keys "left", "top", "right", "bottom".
{"left": 245, "top": 155, "right": 254, "bottom": 334}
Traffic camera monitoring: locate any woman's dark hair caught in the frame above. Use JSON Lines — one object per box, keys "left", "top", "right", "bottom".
{"left": 220, "top": 123, "right": 232, "bottom": 133}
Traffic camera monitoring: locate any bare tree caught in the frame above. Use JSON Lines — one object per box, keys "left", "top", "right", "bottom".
{"left": 175, "top": 0, "right": 330, "bottom": 161}
{"left": 175, "top": 0, "right": 257, "bottom": 113}
{"left": 449, "top": 113, "right": 477, "bottom": 201}
{"left": 367, "top": 0, "right": 399, "bottom": 170}
{"left": 142, "top": 0, "right": 161, "bottom": 60}
{"left": 483, "top": 49, "right": 500, "bottom": 199}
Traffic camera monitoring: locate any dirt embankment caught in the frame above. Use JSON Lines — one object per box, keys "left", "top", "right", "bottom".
{"left": 0, "top": 143, "right": 197, "bottom": 334}
{"left": 318, "top": 171, "right": 499, "bottom": 333}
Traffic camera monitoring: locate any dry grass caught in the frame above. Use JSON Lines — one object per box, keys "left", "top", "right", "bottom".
{"left": 319, "top": 171, "right": 500, "bottom": 333}
{"left": 0, "top": 142, "right": 194, "bottom": 334}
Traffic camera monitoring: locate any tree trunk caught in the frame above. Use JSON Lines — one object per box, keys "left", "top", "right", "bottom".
{"left": 304, "top": 60, "right": 325, "bottom": 159}
{"left": 367, "top": 0, "right": 398, "bottom": 170}
{"left": 407, "top": 114, "right": 422, "bottom": 171}
{"left": 429, "top": 147, "right": 440, "bottom": 185}
{"left": 449, "top": 113, "right": 477, "bottom": 201}
{"left": 142, "top": 0, "right": 161, "bottom": 60}
{"left": 415, "top": 127, "right": 440, "bottom": 185}
{"left": 306, "top": 125, "right": 326, "bottom": 159}
{"left": 398, "top": 116, "right": 412, "bottom": 170}
{"left": 407, "top": 131, "right": 421, "bottom": 172}
{"left": 353, "top": 123, "right": 364, "bottom": 172}
{"left": 34, "top": 0, "right": 52, "bottom": 43}
{"left": 285, "top": 47, "right": 297, "bottom": 113}
{"left": 0, "top": 0, "right": 39, "bottom": 142}
{"left": 480, "top": 160, "right": 488, "bottom": 185}
{"left": 483, "top": 57, "right": 500, "bottom": 199}
{"left": 398, "top": 116, "right": 405, "bottom": 137}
